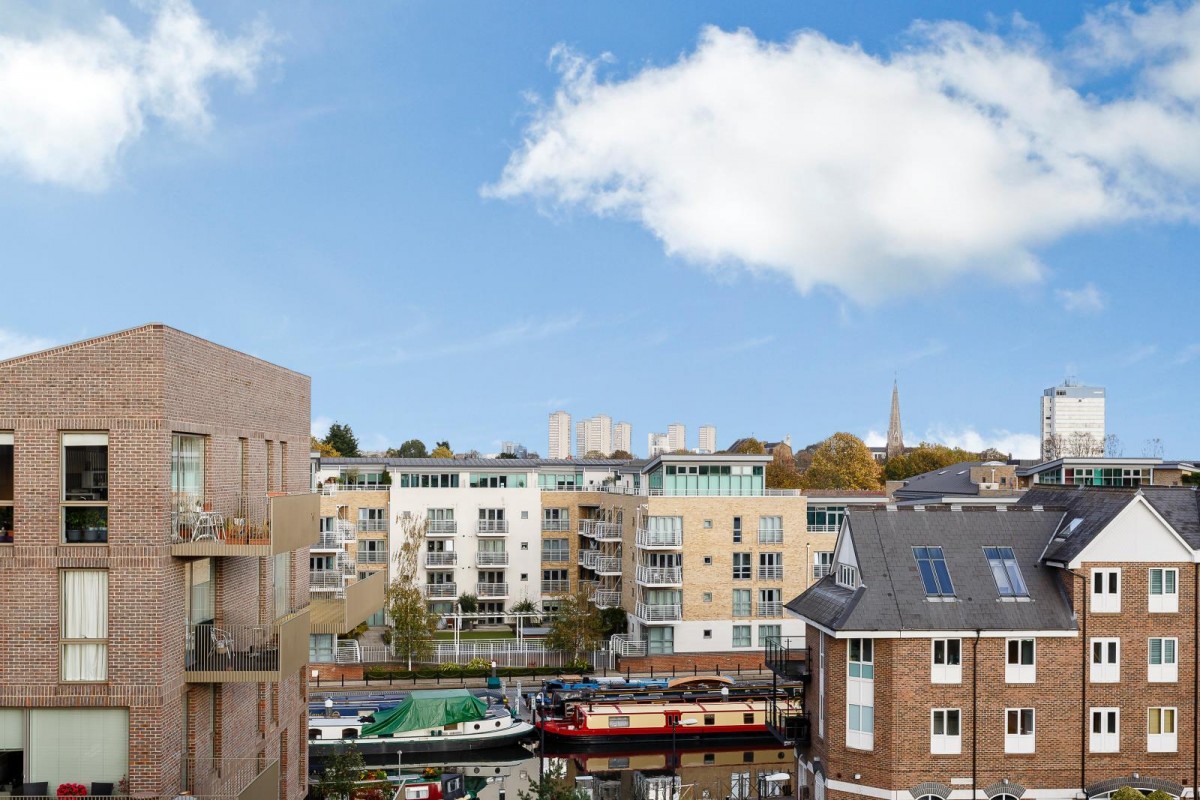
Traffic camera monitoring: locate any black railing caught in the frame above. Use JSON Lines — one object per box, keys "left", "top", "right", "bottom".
{"left": 764, "top": 636, "right": 810, "bottom": 682}
{"left": 765, "top": 686, "right": 811, "bottom": 748}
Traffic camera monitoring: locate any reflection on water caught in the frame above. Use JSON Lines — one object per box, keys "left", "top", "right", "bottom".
{"left": 341, "top": 742, "right": 796, "bottom": 800}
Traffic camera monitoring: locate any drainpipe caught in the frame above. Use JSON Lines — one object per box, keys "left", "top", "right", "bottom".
{"left": 1066, "top": 569, "right": 1088, "bottom": 797}
{"left": 1194, "top": 563, "right": 1198, "bottom": 799}
{"left": 973, "top": 629, "right": 980, "bottom": 800}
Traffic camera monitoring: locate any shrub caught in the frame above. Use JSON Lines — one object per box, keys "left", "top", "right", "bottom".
{"left": 1112, "top": 787, "right": 1146, "bottom": 800}
{"left": 1146, "top": 791, "right": 1173, "bottom": 800}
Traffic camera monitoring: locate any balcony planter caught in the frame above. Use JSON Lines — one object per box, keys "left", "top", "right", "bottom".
{"left": 248, "top": 522, "right": 270, "bottom": 546}
{"left": 57, "top": 783, "right": 87, "bottom": 797}
{"left": 224, "top": 518, "right": 248, "bottom": 544}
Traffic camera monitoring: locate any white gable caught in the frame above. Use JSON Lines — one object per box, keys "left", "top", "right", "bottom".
{"left": 833, "top": 521, "right": 859, "bottom": 571}
{"left": 1069, "top": 495, "right": 1196, "bottom": 567}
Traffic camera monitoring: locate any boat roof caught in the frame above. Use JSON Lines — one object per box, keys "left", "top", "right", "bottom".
{"left": 580, "top": 700, "right": 764, "bottom": 714}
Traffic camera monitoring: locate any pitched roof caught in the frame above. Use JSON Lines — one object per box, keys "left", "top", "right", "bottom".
{"left": 893, "top": 462, "right": 989, "bottom": 499}
{"left": 319, "top": 457, "right": 628, "bottom": 468}
{"left": 787, "top": 507, "right": 1076, "bottom": 633}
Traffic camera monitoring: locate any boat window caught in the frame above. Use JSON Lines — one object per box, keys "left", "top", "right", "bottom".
{"left": 743, "top": 713, "right": 755, "bottom": 724}
{"left": 704, "top": 714, "right": 715, "bottom": 725}
{"left": 704, "top": 753, "right": 715, "bottom": 765}
{"left": 308, "top": 729, "right": 320, "bottom": 739}
{"left": 610, "top": 716, "right": 631, "bottom": 728}
{"left": 341, "top": 728, "right": 357, "bottom": 739}
{"left": 495, "top": 721, "right": 502, "bottom": 727}
{"left": 444, "top": 723, "right": 458, "bottom": 731}
{"left": 473, "top": 723, "right": 481, "bottom": 730}
{"left": 608, "top": 757, "right": 629, "bottom": 769}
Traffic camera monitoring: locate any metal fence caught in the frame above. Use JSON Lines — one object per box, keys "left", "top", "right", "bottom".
{"left": 351, "top": 641, "right": 615, "bottom": 669}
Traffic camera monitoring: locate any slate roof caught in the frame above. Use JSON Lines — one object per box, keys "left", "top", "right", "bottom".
{"left": 1018, "top": 485, "right": 1200, "bottom": 564}
{"left": 893, "top": 462, "right": 990, "bottom": 500}
{"left": 786, "top": 506, "right": 1076, "bottom": 633}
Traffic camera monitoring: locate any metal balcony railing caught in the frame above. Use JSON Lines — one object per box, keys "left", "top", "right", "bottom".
{"left": 541, "top": 580, "right": 570, "bottom": 594}
{"left": 578, "top": 550, "right": 600, "bottom": 569}
{"left": 185, "top": 621, "right": 287, "bottom": 673}
{"left": 591, "top": 590, "right": 622, "bottom": 608}
{"left": 427, "top": 519, "right": 457, "bottom": 535}
{"left": 764, "top": 636, "right": 811, "bottom": 681}
{"left": 593, "top": 522, "right": 622, "bottom": 541}
{"left": 423, "top": 583, "right": 457, "bottom": 598}
{"left": 541, "top": 548, "right": 570, "bottom": 563}
{"left": 357, "top": 519, "right": 389, "bottom": 533}
{"left": 476, "top": 582, "right": 509, "bottom": 598}
{"left": 542, "top": 518, "right": 571, "bottom": 532}
{"left": 758, "top": 529, "right": 784, "bottom": 544}
{"left": 595, "top": 556, "right": 622, "bottom": 575}
{"left": 758, "top": 566, "right": 784, "bottom": 581}
{"left": 807, "top": 524, "right": 840, "bottom": 533}
{"left": 309, "top": 570, "right": 345, "bottom": 592}
{"left": 423, "top": 551, "right": 457, "bottom": 567}
{"left": 356, "top": 550, "right": 388, "bottom": 564}
{"left": 636, "top": 566, "right": 682, "bottom": 585}
{"left": 476, "top": 551, "right": 509, "bottom": 566}
{"left": 813, "top": 564, "right": 832, "bottom": 580}
{"left": 319, "top": 483, "right": 389, "bottom": 495}
{"left": 758, "top": 601, "right": 783, "bottom": 617}
{"left": 610, "top": 633, "right": 647, "bottom": 657}
{"left": 635, "top": 528, "right": 683, "bottom": 548}
{"left": 477, "top": 520, "right": 508, "bottom": 535}
{"left": 634, "top": 602, "right": 681, "bottom": 622}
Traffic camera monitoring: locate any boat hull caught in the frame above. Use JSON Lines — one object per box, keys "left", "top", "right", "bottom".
{"left": 536, "top": 722, "right": 776, "bottom": 748}
{"left": 309, "top": 722, "right": 534, "bottom": 756}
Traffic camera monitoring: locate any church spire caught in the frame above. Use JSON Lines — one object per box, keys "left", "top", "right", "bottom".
{"left": 887, "top": 379, "right": 904, "bottom": 460}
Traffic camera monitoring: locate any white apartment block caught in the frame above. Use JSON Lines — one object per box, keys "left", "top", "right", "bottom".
{"left": 698, "top": 424, "right": 717, "bottom": 454}
{"left": 1041, "top": 381, "right": 1106, "bottom": 458}
{"left": 613, "top": 421, "right": 632, "bottom": 455}
{"left": 548, "top": 410, "right": 571, "bottom": 459}
{"left": 667, "top": 423, "right": 686, "bottom": 452}
{"left": 575, "top": 414, "right": 613, "bottom": 457}
{"left": 647, "top": 432, "right": 669, "bottom": 457}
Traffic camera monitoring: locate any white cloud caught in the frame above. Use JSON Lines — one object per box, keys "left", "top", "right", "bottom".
{"left": 862, "top": 429, "right": 886, "bottom": 447}
{"left": 924, "top": 425, "right": 1042, "bottom": 460}
{"left": 1175, "top": 343, "right": 1200, "bottom": 365}
{"left": 488, "top": 5, "right": 1200, "bottom": 302}
{"left": 0, "top": 0, "right": 271, "bottom": 190}
{"left": 1056, "top": 282, "right": 1106, "bottom": 313}
{"left": 1116, "top": 343, "right": 1158, "bottom": 367}
{"left": 311, "top": 416, "right": 332, "bottom": 439}
{"left": 0, "top": 328, "right": 53, "bottom": 360}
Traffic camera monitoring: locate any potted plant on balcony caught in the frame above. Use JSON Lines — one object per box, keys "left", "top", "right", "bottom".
{"left": 249, "top": 520, "right": 270, "bottom": 546}
{"left": 82, "top": 509, "right": 107, "bottom": 543}
{"left": 64, "top": 508, "right": 86, "bottom": 543}
{"left": 224, "top": 517, "right": 247, "bottom": 545}
{"left": 56, "top": 782, "right": 87, "bottom": 797}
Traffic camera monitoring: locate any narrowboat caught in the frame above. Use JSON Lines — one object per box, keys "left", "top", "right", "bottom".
{"left": 535, "top": 697, "right": 804, "bottom": 746}
{"left": 309, "top": 689, "right": 534, "bottom": 754}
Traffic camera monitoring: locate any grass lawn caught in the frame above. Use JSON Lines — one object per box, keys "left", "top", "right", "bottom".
{"left": 433, "top": 629, "right": 517, "bottom": 641}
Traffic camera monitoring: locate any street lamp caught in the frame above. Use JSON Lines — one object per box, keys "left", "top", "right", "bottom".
{"left": 669, "top": 718, "right": 698, "bottom": 795}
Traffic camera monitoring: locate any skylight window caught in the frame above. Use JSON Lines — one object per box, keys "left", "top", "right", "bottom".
{"left": 913, "top": 546, "right": 955, "bottom": 597}
{"left": 984, "top": 546, "right": 1029, "bottom": 598}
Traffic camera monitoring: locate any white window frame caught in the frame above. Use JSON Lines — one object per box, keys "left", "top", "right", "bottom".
{"left": 1148, "top": 707, "right": 1177, "bottom": 753}
{"left": 930, "top": 708, "right": 961, "bottom": 754}
{"left": 1090, "top": 637, "right": 1120, "bottom": 684}
{"left": 1005, "top": 638, "right": 1036, "bottom": 684}
{"left": 1005, "top": 707, "right": 1035, "bottom": 754}
{"left": 931, "top": 638, "right": 962, "bottom": 684}
{"left": 1091, "top": 568, "right": 1121, "bottom": 613}
{"left": 1149, "top": 568, "right": 1179, "bottom": 613}
{"left": 817, "top": 634, "right": 826, "bottom": 738}
{"left": 837, "top": 564, "right": 857, "bottom": 589}
{"left": 1149, "top": 637, "right": 1179, "bottom": 683}
{"left": 846, "top": 638, "right": 874, "bottom": 751}
{"left": 1090, "top": 707, "right": 1119, "bottom": 753}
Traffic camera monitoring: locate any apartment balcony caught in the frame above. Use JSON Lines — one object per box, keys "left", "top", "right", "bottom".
{"left": 595, "top": 556, "right": 622, "bottom": 576}
{"left": 184, "top": 608, "right": 309, "bottom": 683}
{"left": 541, "top": 580, "right": 571, "bottom": 595}
{"left": 312, "top": 529, "right": 350, "bottom": 552}
{"left": 541, "top": 549, "right": 570, "bottom": 564}
{"left": 766, "top": 693, "right": 810, "bottom": 748}
{"left": 579, "top": 519, "right": 621, "bottom": 540}
{"left": 423, "top": 551, "right": 457, "bottom": 568}
{"left": 476, "top": 551, "right": 509, "bottom": 567}
{"left": 357, "top": 519, "right": 389, "bottom": 533}
{"left": 636, "top": 566, "right": 682, "bottom": 586}
{"left": 578, "top": 550, "right": 600, "bottom": 569}
{"left": 423, "top": 583, "right": 457, "bottom": 599}
{"left": 477, "top": 520, "right": 508, "bottom": 536}
{"left": 758, "top": 566, "right": 784, "bottom": 582}
{"left": 171, "top": 493, "right": 319, "bottom": 557}
{"left": 318, "top": 483, "right": 390, "bottom": 495}
{"left": 764, "top": 635, "right": 811, "bottom": 682}
{"left": 311, "top": 571, "right": 387, "bottom": 637}
{"left": 427, "top": 520, "right": 457, "bottom": 537}
{"left": 635, "top": 528, "right": 682, "bottom": 549}
{"left": 757, "top": 601, "right": 783, "bottom": 617}
{"left": 476, "top": 582, "right": 509, "bottom": 599}
{"left": 542, "top": 519, "right": 571, "bottom": 532}
{"left": 186, "top": 757, "right": 281, "bottom": 800}
{"left": 590, "top": 590, "right": 622, "bottom": 609}
{"left": 610, "top": 633, "right": 647, "bottom": 657}
{"left": 807, "top": 524, "right": 840, "bottom": 533}
{"left": 309, "top": 570, "right": 346, "bottom": 594}
{"left": 812, "top": 564, "right": 832, "bottom": 580}
{"left": 757, "top": 530, "right": 784, "bottom": 545}
{"left": 634, "top": 601, "right": 681, "bottom": 623}
{"left": 356, "top": 550, "right": 388, "bottom": 565}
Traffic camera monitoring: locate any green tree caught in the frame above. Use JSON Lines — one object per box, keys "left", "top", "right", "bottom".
{"left": 546, "top": 583, "right": 603, "bottom": 660}
{"left": 323, "top": 423, "right": 360, "bottom": 458}
{"left": 385, "top": 515, "right": 439, "bottom": 669}
{"left": 457, "top": 593, "right": 478, "bottom": 630}
{"left": 431, "top": 444, "right": 454, "bottom": 459}
{"left": 386, "top": 439, "right": 428, "bottom": 458}
{"left": 801, "top": 433, "right": 882, "bottom": 490}
{"left": 766, "top": 441, "right": 803, "bottom": 489}
{"left": 600, "top": 606, "right": 627, "bottom": 637}
{"left": 313, "top": 745, "right": 365, "bottom": 800}
{"left": 731, "top": 437, "right": 766, "bottom": 455}
{"left": 518, "top": 764, "right": 589, "bottom": 800}
{"left": 311, "top": 435, "right": 340, "bottom": 458}
{"left": 511, "top": 598, "right": 539, "bottom": 628}
{"left": 882, "top": 442, "right": 981, "bottom": 482}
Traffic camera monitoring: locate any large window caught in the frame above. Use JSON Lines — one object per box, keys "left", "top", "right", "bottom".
{"left": 807, "top": 506, "right": 845, "bottom": 532}
{"left": 931, "top": 709, "right": 961, "bottom": 754}
{"left": 61, "top": 570, "right": 108, "bottom": 681}
{"left": 757, "top": 624, "right": 781, "bottom": 647}
{"left": 1148, "top": 707, "right": 1177, "bottom": 752}
{"left": 1090, "top": 708, "right": 1119, "bottom": 753}
{"left": 983, "top": 546, "right": 1028, "bottom": 598}
{"left": 932, "top": 639, "right": 962, "bottom": 684}
{"left": 1005, "top": 708, "right": 1035, "bottom": 753}
{"left": 398, "top": 473, "right": 459, "bottom": 488}
{"left": 913, "top": 547, "right": 954, "bottom": 597}
{"left": 732, "top": 589, "right": 751, "bottom": 617}
{"left": 1149, "top": 568, "right": 1179, "bottom": 613}
{"left": 170, "top": 434, "right": 205, "bottom": 512}
{"left": 758, "top": 552, "right": 783, "bottom": 581}
{"left": 1091, "top": 638, "right": 1120, "bottom": 683}
{"left": 732, "top": 625, "right": 751, "bottom": 648}
{"left": 357, "top": 508, "right": 387, "bottom": 532}
{"left": 542, "top": 508, "right": 569, "bottom": 531}
{"left": 186, "top": 559, "right": 214, "bottom": 624}
{"left": 28, "top": 708, "right": 127, "bottom": 792}
{"left": 1006, "top": 639, "right": 1036, "bottom": 683}
{"left": 0, "top": 432, "right": 12, "bottom": 541}
{"left": 62, "top": 433, "right": 108, "bottom": 544}
{"left": 469, "top": 473, "right": 527, "bottom": 488}
{"left": 1149, "top": 637, "right": 1179, "bottom": 683}
{"left": 541, "top": 539, "right": 569, "bottom": 562}
{"left": 813, "top": 552, "right": 833, "bottom": 580}
{"left": 758, "top": 516, "right": 783, "bottom": 544}
{"left": 733, "top": 553, "right": 751, "bottom": 581}
{"left": 1091, "top": 568, "right": 1120, "bottom": 613}
{"left": 648, "top": 626, "right": 673, "bottom": 655}
{"left": 847, "top": 638, "right": 874, "bottom": 750}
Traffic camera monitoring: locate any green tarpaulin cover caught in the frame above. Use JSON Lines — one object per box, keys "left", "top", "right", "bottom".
{"left": 360, "top": 689, "right": 488, "bottom": 737}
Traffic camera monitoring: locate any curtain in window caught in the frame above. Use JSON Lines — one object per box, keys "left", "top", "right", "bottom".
{"left": 273, "top": 553, "right": 291, "bottom": 619}
{"left": 62, "top": 570, "right": 108, "bottom": 681}
{"left": 171, "top": 435, "right": 205, "bottom": 510}
{"left": 29, "top": 709, "right": 127, "bottom": 791}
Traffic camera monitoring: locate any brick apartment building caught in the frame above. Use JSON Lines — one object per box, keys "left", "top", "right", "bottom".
{"left": 779, "top": 486, "right": 1200, "bottom": 800}
{"left": 0, "top": 325, "right": 315, "bottom": 800}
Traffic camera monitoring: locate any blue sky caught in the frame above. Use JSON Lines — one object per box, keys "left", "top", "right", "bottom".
{"left": 2, "top": 1, "right": 1198, "bottom": 459}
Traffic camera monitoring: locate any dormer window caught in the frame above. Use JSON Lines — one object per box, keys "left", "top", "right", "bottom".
{"left": 837, "top": 564, "right": 858, "bottom": 589}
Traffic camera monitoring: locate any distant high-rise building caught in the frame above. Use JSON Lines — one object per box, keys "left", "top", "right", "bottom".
{"left": 886, "top": 381, "right": 905, "bottom": 460}
{"left": 548, "top": 410, "right": 571, "bottom": 459}
{"left": 698, "top": 425, "right": 717, "bottom": 454}
{"left": 613, "top": 422, "right": 632, "bottom": 455}
{"left": 667, "top": 423, "right": 686, "bottom": 453}
{"left": 501, "top": 441, "right": 528, "bottom": 458}
{"left": 1041, "top": 380, "right": 1106, "bottom": 459}
{"left": 647, "top": 432, "right": 670, "bottom": 457}
{"left": 575, "top": 414, "right": 613, "bottom": 457}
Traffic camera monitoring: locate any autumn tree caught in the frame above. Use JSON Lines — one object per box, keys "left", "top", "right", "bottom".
{"left": 583, "top": 450, "right": 607, "bottom": 459}
{"left": 731, "top": 438, "right": 766, "bottom": 455}
{"left": 323, "top": 422, "right": 360, "bottom": 458}
{"left": 546, "top": 583, "right": 604, "bottom": 661}
{"left": 801, "top": 433, "right": 882, "bottom": 490}
{"left": 609, "top": 449, "right": 634, "bottom": 460}
{"left": 385, "top": 515, "right": 439, "bottom": 669}
{"left": 430, "top": 443, "right": 454, "bottom": 459}
{"left": 766, "top": 441, "right": 803, "bottom": 489}
{"left": 311, "top": 435, "right": 339, "bottom": 458}
{"left": 883, "top": 442, "right": 981, "bottom": 482}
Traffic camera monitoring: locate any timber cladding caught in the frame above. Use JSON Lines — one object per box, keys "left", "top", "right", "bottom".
{"left": 0, "top": 324, "right": 312, "bottom": 799}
